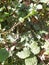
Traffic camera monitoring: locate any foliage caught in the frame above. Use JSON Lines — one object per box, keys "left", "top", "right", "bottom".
{"left": 0, "top": 48, "right": 9, "bottom": 62}
{"left": 0, "top": 0, "right": 49, "bottom": 65}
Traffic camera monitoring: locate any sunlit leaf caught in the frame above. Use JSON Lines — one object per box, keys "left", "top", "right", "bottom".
{"left": 40, "top": 0, "right": 49, "bottom": 3}
{"left": 16, "top": 47, "right": 30, "bottom": 59}
{"left": 25, "top": 56, "right": 37, "bottom": 65}
{"left": 30, "top": 42, "right": 40, "bottom": 54}
{"left": 4, "top": 12, "right": 9, "bottom": 16}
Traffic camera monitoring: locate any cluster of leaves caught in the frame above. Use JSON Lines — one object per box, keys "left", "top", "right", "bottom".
{"left": 0, "top": 0, "right": 49, "bottom": 65}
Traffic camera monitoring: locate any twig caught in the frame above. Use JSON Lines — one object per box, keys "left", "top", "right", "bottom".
{"left": 1, "top": 21, "right": 22, "bottom": 35}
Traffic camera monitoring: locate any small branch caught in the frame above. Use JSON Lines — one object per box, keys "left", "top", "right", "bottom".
{"left": 1, "top": 22, "right": 22, "bottom": 35}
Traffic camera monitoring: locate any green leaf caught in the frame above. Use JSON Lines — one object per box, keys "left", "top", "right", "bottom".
{"left": 40, "top": 0, "right": 48, "bottom": 3}
{"left": 30, "top": 42, "right": 40, "bottom": 54}
{"left": 25, "top": 56, "right": 37, "bottom": 65}
{"left": 0, "top": 24, "right": 1, "bottom": 30}
{"left": 0, "top": 48, "right": 9, "bottom": 62}
{"left": 16, "top": 47, "right": 30, "bottom": 59}
{"left": 24, "top": 10, "right": 37, "bottom": 19}
{"left": 4, "top": 12, "right": 9, "bottom": 16}
{"left": 0, "top": 18, "right": 4, "bottom": 22}
{"left": 33, "top": 24, "right": 40, "bottom": 31}
{"left": 0, "top": 6, "right": 5, "bottom": 12}
{"left": 39, "top": 30, "right": 48, "bottom": 34}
